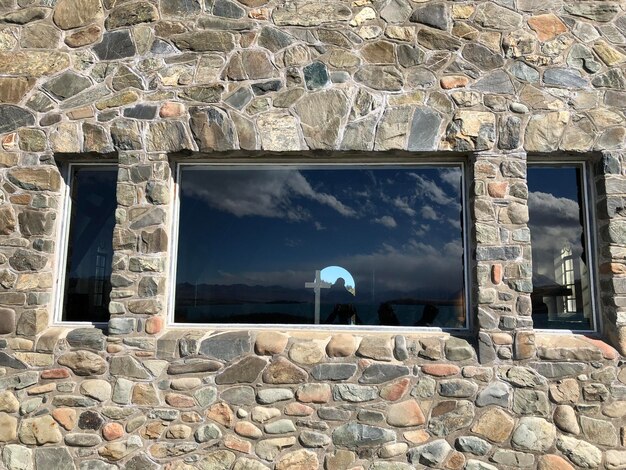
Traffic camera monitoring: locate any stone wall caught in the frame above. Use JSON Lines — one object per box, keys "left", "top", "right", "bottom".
{"left": 1, "top": 0, "right": 626, "bottom": 467}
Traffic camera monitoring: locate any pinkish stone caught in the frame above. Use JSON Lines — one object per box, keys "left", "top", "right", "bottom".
{"left": 284, "top": 403, "right": 314, "bottom": 416}
{"left": 380, "top": 378, "right": 411, "bottom": 401}
{"left": 421, "top": 364, "right": 460, "bottom": 377}
{"left": 102, "top": 422, "right": 124, "bottom": 441}
{"left": 386, "top": 400, "right": 425, "bottom": 427}
{"left": 256, "top": 331, "right": 289, "bottom": 355}
{"left": 296, "top": 383, "right": 331, "bottom": 403}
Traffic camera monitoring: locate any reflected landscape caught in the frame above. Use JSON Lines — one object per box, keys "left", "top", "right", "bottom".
{"left": 174, "top": 166, "right": 466, "bottom": 328}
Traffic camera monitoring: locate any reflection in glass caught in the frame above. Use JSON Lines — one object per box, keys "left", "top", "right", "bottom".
{"left": 63, "top": 166, "right": 117, "bottom": 322}
{"left": 174, "top": 166, "right": 466, "bottom": 328}
{"left": 528, "top": 166, "right": 593, "bottom": 330}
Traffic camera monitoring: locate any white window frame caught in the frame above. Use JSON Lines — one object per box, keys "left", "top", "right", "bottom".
{"left": 52, "top": 162, "right": 117, "bottom": 327}
{"left": 167, "top": 161, "right": 471, "bottom": 332}
{"left": 527, "top": 160, "right": 600, "bottom": 334}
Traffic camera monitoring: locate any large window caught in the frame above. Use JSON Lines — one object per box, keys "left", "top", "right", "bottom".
{"left": 56, "top": 165, "right": 117, "bottom": 323}
{"left": 172, "top": 164, "right": 467, "bottom": 329}
{"left": 528, "top": 163, "right": 596, "bottom": 331}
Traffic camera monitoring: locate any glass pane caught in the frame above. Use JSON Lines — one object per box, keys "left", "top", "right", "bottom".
{"left": 175, "top": 166, "right": 466, "bottom": 328}
{"left": 528, "top": 166, "right": 593, "bottom": 330}
{"left": 63, "top": 166, "right": 117, "bottom": 322}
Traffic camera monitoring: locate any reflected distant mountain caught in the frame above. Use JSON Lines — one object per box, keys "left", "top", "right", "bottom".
{"left": 175, "top": 282, "right": 460, "bottom": 306}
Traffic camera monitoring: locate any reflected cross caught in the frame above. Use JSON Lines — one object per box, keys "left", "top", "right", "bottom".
{"left": 305, "top": 270, "right": 331, "bottom": 324}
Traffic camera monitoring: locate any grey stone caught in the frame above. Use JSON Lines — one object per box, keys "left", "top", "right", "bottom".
{"left": 318, "top": 407, "right": 351, "bottom": 421}
{"left": 579, "top": 416, "right": 618, "bottom": 446}
{"left": 146, "top": 120, "right": 193, "bottom": 152}
{"left": 216, "top": 356, "right": 267, "bottom": 384}
{"left": 124, "top": 104, "right": 157, "bottom": 119}
{"left": 212, "top": 0, "right": 244, "bottom": 18}
{"left": 124, "top": 454, "right": 159, "bottom": 470}
{"left": 221, "top": 386, "right": 256, "bottom": 405}
{"left": 475, "top": 2, "right": 522, "bottom": 29}
{"left": 557, "top": 436, "right": 602, "bottom": 468}
{"left": 397, "top": 45, "right": 425, "bottom": 68}
{"left": 172, "top": 31, "right": 235, "bottom": 52}
{"left": 195, "top": 423, "right": 222, "bottom": 443}
{"left": 408, "top": 107, "right": 442, "bottom": 151}
{"left": 300, "top": 431, "right": 330, "bottom": 448}
{"left": 1, "top": 7, "right": 47, "bottom": 24}
{"left": 412, "top": 376, "right": 436, "bottom": 399}
{"left": 530, "top": 362, "right": 586, "bottom": 379}
{"left": 355, "top": 66, "right": 403, "bottom": 91}
{"left": 110, "top": 119, "right": 142, "bottom": 150}
{"left": 564, "top": 3, "right": 619, "bottom": 22}
{"left": 455, "top": 436, "right": 491, "bottom": 455}
{"left": 65, "top": 433, "right": 102, "bottom": 447}
{"left": 408, "top": 440, "right": 452, "bottom": 467}
{"left": 439, "top": 379, "right": 478, "bottom": 398}
{"left": 257, "top": 388, "right": 293, "bottom": 404}
{"left": 161, "top": 0, "right": 201, "bottom": 15}
{"left": 510, "top": 61, "right": 539, "bottom": 82}
{"left": 151, "top": 39, "right": 178, "bottom": 55}
{"left": 194, "top": 387, "right": 218, "bottom": 407}
{"left": 511, "top": 417, "right": 555, "bottom": 452}
{"left": 380, "top": 0, "right": 412, "bottom": 22}
{"left": 513, "top": 389, "right": 550, "bottom": 415}
{"left": 168, "top": 359, "right": 222, "bottom": 375}
{"left": 544, "top": 68, "right": 587, "bottom": 89}
{"left": 463, "top": 44, "right": 505, "bottom": 71}
{"left": 592, "top": 69, "right": 625, "bottom": 89}
{"left": 471, "top": 70, "right": 515, "bottom": 94}
{"left": 476, "top": 382, "right": 511, "bottom": 407}
{"left": 200, "top": 331, "right": 252, "bottom": 361}
{"left": 52, "top": 395, "right": 97, "bottom": 407}
{"left": 34, "top": 448, "right": 75, "bottom": 470}
{"left": 66, "top": 328, "right": 106, "bottom": 351}
{"left": 3, "top": 445, "right": 33, "bottom": 470}
{"left": 257, "top": 27, "right": 294, "bottom": 52}
{"left": 93, "top": 31, "right": 136, "bottom": 60}
{"left": 445, "top": 337, "right": 475, "bottom": 361}
{"left": 251, "top": 80, "right": 282, "bottom": 95}
{"left": 465, "top": 461, "right": 498, "bottom": 470}
{"left": 294, "top": 89, "right": 349, "bottom": 149}
{"left": 310, "top": 364, "right": 357, "bottom": 381}
{"left": 0, "top": 352, "right": 26, "bottom": 370}
{"left": 492, "top": 450, "right": 534, "bottom": 467}
{"left": 109, "top": 356, "right": 150, "bottom": 379}
{"left": 333, "top": 384, "right": 378, "bottom": 402}
{"left": 42, "top": 71, "right": 92, "bottom": 100}
{"left": 303, "top": 61, "right": 329, "bottom": 90}
{"left": 410, "top": 4, "right": 449, "bottom": 31}
{"left": 225, "top": 87, "right": 253, "bottom": 110}
{"left": 359, "top": 364, "right": 409, "bottom": 384}
{"left": 265, "top": 419, "right": 296, "bottom": 434}
{"left": 417, "top": 28, "right": 461, "bottom": 51}
{"left": 0, "top": 105, "right": 35, "bottom": 134}
{"left": 332, "top": 423, "right": 395, "bottom": 448}
{"left": 499, "top": 115, "right": 522, "bottom": 150}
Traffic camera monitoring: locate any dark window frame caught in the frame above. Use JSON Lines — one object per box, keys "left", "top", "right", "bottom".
{"left": 168, "top": 162, "right": 472, "bottom": 332}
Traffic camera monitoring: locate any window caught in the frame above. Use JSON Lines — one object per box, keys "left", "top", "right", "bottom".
{"left": 56, "top": 164, "right": 117, "bottom": 323}
{"left": 171, "top": 164, "right": 468, "bottom": 329}
{"left": 527, "top": 163, "right": 596, "bottom": 331}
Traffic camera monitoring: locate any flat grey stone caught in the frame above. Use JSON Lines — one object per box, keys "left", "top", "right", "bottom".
{"left": 93, "top": 30, "right": 136, "bottom": 60}
{"left": 471, "top": 70, "right": 515, "bottom": 94}
{"left": 66, "top": 328, "right": 106, "bottom": 351}
{"left": 408, "top": 440, "right": 452, "bottom": 467}
{"left": 215, "top": 355, "right": 267, "bottom": 384}
{"left": 0, "top": 105, "right": 35, "bottom": 134}
{"left": 408, "top": 107, "right": 442, "bottom": 151}
{"left": 544, "top": 67, "right": 588, "bottom": 88}
{"left": 456, "top": 436, "right": 491, "bottom": 455}
{"left": 221, "top": 386, "right": 256, "bottom": 405}
{"left": 410, "top": 3, "right": 449, "bottom": 30}
{"left": 34, "top": 448, "right": 75, "bottom": 470}
{"left": 310, "top": 364, "right": 357, "bottom": 381}
{"left": 256, "top": 388, "right": 293, "bottom": 404}
{"left": 109, "top": 356, "right": 150, "bottom": 379}
{"left": 475, "top": 382, "right": 511, "bottom": 407}
{"left": 359, "top": 364, "right": 409, "bottom": 384}
{"left": 332, "top": 423, "right": 395, "bottom": 448}
{"left": 200, "top": 331, "right": 252, "bottom": 361}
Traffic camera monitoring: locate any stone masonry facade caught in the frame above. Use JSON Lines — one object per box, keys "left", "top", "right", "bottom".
{"left": 0, "top": 0, "right": 626, "bottom": 468}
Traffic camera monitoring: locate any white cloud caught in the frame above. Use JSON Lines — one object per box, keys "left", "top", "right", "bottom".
{"left": 393, "top": 197, "right": 416, "bottom": 216}
{"left": 439, "top": 168, "right": 462, "bottom": 193}
{"left": 410, "top": 172, "right": 456, "bottom": 206}
{"left": 421, "top": 205, "right": 438, "bottom": 220}
{"left": 182, "top": 169, "right": 357, "bottom": 221}
{"left": 373, "top": 215, "right": 398, "bottom": 228}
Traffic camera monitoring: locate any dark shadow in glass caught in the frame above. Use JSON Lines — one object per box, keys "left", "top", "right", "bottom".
{"left": 63, "top": 166, "right": 117, "bottom": 323}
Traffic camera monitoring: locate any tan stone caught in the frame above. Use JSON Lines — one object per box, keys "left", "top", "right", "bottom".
{"left": 421, "top": 364, "right": 460, "bottom": 377}
{"left": 387, "top": 400, "right": 426, "bottom": 427}
{"left": 0, "top": 77, "right": 35, "bottom": 104}
{"left": 160, "top": 102, "right": 185, "bottom": 118}
{"left": 235, "top": 421, "right": 263, "bottom": 439}
{"left": 0, "top": 52, "right": 70, "bottom": 78}
{"left": 26, "top": 383, "right": 55, "bottom": 395}
{"left": 594, "top": 41, "right": 626, "bottom": 66}
{"left": 404, "top": 429, "right": 430, "bottom": 444}
{"left": 19, "top": 415, "right": 62, "bottom": 445}
{"left": 441, "top": 76, "right": 469, "bottom": 89}
{"left": 7, "top": 167, "right": 61, "bottom": 192}
{"left": 103, "top": 422, "right": 125, "bottom": 441}
{"left": 357, "top": 336, "right": 393, "bottom": 361}
{"left": 256, "top": 331, "right": 289, "bottom": 355}
{"left": 251, "top": 406, "right": 280, "bottom": 424}
{"left": 549, "top": 378, "right": 579, "bottom": 404}
{"left": 142, "top": 421, "right": 166, "bottom": 439}
{"left": 524, "top": 112, "right": 569, "bottom": 152}
{"left": 527, "top": 14, "right": 567, "bottom": 41}
{"left": 380, "top": 378, "right": 411, "bottom": 401}
{"left": 0, "top": 412, "right": 17, "bottom": 442}
{"left": 445, "top": 451, "right": 466, "bottom": 470}
{"left": 54, "top": 0, "right": 102, "bottom": 29}
{"left": 538, "top": 455, "right": 575, "bottom": 470}
{"left": 256, "top": 437, "right": 297, "bottom": 461}
{"left": 327, "top": 334, "right": 356, "bottom": 357}
{"left": 165, "top": 393, "right": 195, "bottom": 408}
{"left": 225, "top": 434, "right": 252, "bottom": 453}
{"left": 325, "top": 450, "right": 355, "bottom": 470}
{"left": 171, "top": 378, "right": 202, "bottom": 391}
{"left": 206, "top": 402, "right": 234, "bottom": 427}
{"left": 50, "top": 123, "right": 81, "bottom": 153}
{"left": 385, "top": 26, "right": 415, "bottom": 42}
{"left": 276, "top": 449, "right": 318, "bottom": 470}
{"left": 132, "top": 383, "right": 160, "bottom": 406}
{"left": 52, "top": 408, "right": 76, "bottom": 431}
{"left": 452, "top": 4, "right": 474, "bottom": 18}
{"left": 166, "top": 424, "right": 192, "bottom": 439}
{"left": 296, "top": 383, "right": 331, "bottom": 403}
{"left": 289, "top": 341, "right": 325, "bottom": 364}
{"left": 262, "top": 357, "right": 308, "bottom": 384}
{"left": 471, "top": 408, "right": 515, "bottom": 443}
{"left": 80, "top": 379, "right": 112, "bottom": 401}
{"left": 284, "top": 403, "right": 314, "bottom": 416}
{"left": 96, "top": 90, "right": 139, "bottom": 110}
{"left": 65, "top": 25, "right": 102, "bottom": 47}
{"left": 0, "top": 391, "right": 18, "bottom": 413}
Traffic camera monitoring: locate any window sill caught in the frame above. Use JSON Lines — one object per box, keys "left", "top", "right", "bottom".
{"left": 535, "top": 332, "right": 619, "bottom": 361}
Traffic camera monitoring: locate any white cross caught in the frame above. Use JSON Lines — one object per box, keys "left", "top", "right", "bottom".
{"left": 305, "top": 270, "right": 331, "bottom": 324}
